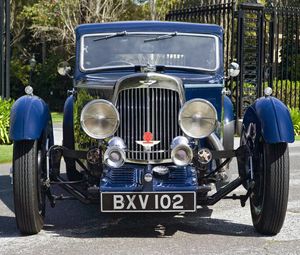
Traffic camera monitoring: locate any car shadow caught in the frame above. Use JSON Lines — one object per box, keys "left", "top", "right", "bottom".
{"left": 45, "top": 209, "right": 261, "bottom": 238}
{"left": 0, "top": 175, "right": 15, "bottom": 212}
{"left": 0, "top": 172, "right": 261, "bottom": 238}
{"left": 0, "top": 173, "right": 19, "bottom": 237}
{"left": 42, "top": 186, "right": 261, "bottom": 238}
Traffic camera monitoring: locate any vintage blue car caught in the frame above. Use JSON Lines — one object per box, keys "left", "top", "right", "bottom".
{"left": 10, "top": 21, "right": 294, "bottom": 235}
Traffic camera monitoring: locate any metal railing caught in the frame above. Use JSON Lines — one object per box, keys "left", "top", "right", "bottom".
{"left": 0, "top": 0, "right": 10, "bottom": 99}
{"left": 166, "top": 0, "right": 300, "bottom": 118}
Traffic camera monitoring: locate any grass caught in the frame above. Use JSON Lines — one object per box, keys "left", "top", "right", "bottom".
{"left": 51, "top": 112, "right": 63, "bottom": 123}
{"left": 295, "top": 136, "right": 300, "bottom": 141}
{"left": 0, "top": 144, "right": 13, "bottom": 163}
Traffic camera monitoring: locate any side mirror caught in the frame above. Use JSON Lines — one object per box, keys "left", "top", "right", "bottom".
{"left": 57, "top": 61, "right": 72, "bottom": 77}
{"left": 228, "top": 62, "right": 240, "bottom": 77}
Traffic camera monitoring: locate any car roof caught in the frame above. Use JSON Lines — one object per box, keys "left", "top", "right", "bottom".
{"left": 75, "top": 21, "right": 223, "bottom": 37}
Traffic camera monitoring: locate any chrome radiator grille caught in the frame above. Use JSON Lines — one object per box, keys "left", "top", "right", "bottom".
{"left": 115, "top": 87, "right": 182, "bottom": 163}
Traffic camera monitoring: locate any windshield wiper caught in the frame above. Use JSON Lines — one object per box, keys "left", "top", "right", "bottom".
{"left": 93, "top": 31, "right": 127, "bottom": 41}
{"left": 144, "top": 32, "right": 178, "bottom": 43}
{"left": 156, "top": 65, "right": 214, "bottom": 73}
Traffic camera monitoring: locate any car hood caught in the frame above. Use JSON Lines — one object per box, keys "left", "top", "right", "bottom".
{"left": 75, "top": 71, "right": 223, "bottom": 88}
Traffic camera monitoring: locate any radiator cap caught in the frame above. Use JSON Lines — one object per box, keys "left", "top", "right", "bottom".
{"left": 153, "top": 166, "right": 169, "bottom": 176}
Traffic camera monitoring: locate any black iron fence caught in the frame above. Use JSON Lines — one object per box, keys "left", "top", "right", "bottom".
{"left": 166, "top": 0, "right": 300, "bottom": 118}
{"left": 0, "top": 0, "right": 10, "bottom": 99}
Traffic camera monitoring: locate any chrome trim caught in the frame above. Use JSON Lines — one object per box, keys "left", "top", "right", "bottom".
{"left": 100, "top": 191, "right": 196, "bottom": 213}
{"left": 112, "top": 72, "right": 185, "bottom": 104}
{"left": 80, "top": 99, "right": 120, "bottom": 139}
{"left": 80, "top": 32, "right": 220, "bottom": 72}
{"left": 114, "top": 73, "right": 184, "bottom": 164}
{"left": 223, "top": 120, "right": 235, "bottom": 151}
{"left": 208, "top": 133, "right": 224, "bottom": 151}
{"left": 171, "top": 136, "right": 193, "bottom": 166}
{"left": 208, "top": 133, "right": 230, "bottom": 184}
{"left": 236, "top": 118, "right": 243, "bottom": 136}
{"left": 104, "top": 146, "right": 126, "bottom": 168}
{"left": 178, "top": 98, "right": 218, "bottom": 139}
{"left": 104, "top": 137, "right": 126, "bottom": 168}
{"left": 107, "top": 137, "right": 126, "bottom": 149}
{"left": 126, "top": 158, "right": 173, "bottom": 164}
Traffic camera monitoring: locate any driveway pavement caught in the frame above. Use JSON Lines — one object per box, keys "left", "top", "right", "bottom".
{"left": 0, "top": 134, "right": 299, "bottom": 255}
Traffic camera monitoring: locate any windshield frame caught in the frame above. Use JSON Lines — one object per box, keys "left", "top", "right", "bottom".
{"left": 79, "top": 32, "right": 220, "bottom": 73}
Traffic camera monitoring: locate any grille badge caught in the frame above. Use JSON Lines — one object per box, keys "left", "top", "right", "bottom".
{"left": 136, "top": 131, "right": 160, "bottom": 151}
{"left": 139, "top": 79, "right": 157, "bottom": 87}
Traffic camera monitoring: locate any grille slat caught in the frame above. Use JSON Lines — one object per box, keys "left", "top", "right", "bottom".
{"left": 116, "top": 87, "right": 182, "bottom": 163}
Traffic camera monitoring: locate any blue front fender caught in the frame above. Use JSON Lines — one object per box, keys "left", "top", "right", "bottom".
{"left": 243, "top": 96, "right": 294, "bottom": 143}
{"left": 10, "top": 95, "right": 51, "bottom": 141}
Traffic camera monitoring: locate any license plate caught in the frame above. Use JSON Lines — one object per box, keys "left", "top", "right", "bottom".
{"left": 101, "top": 192, "right": 196, "bottom": 212}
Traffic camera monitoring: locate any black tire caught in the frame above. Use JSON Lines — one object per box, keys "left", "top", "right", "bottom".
{"left": 13, "top": 140, "right": 44, "bottom": 234}
{"left": 250, "top": 142, "right": 289, "bottom": 235}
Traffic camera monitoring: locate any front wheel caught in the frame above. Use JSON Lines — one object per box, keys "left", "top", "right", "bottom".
{"left": 250, "top": 142, "right": 289, "bottom": 235}
{"left": 13, "top": 140, "right": 45, "bottom": 234}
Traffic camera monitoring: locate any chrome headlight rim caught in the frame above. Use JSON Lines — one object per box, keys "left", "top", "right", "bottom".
{"left": 178, "top": 98, "right": 218, "bottom": 139}
{"left": 80, "top": 99, "right": 120, "bottom": 139}
{"left": 171, "top": 136, "right": 193, "bottom": 166}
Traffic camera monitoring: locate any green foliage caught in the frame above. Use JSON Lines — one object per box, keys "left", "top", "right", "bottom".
{"left": 74, "top": 90, "right": 96, "bottom": 149}
{"left": 32, "top": 54, "right": 72, "bottom": 111}
{"left": 0, "top": 145, "right": 13, "bottom": 163}
{"left": 268, "top": 80, "right": 300, "bottom": 108}
{"left": 51, "top": 112, "right": 63, "bottom": 123}
{"left": 9, "top": 0, "right": 180, "bottom": 109}
{"left": 11, "top": 58, "right": 30, "bottom": 86}
{"left": 0, "top": 98, "right": 14, "bottom": 145}
{"left": 289, "top": 107, "right": 300, "bottom": 136}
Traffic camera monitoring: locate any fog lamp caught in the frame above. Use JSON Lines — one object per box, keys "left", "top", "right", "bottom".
{"left": 171, "top": 136, "right": 193, "bottom": 166}
{"left": 104, "top": 137, "right": 126, "bottom": 168}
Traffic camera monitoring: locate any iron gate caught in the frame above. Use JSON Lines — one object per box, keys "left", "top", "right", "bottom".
{"left": 0, "top": 0, "right": 10, "bottom": 99}
{"left": 166, "top": 0, "right": 300, "bottom": 119}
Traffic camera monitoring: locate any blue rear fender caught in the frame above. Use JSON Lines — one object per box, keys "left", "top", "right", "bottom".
{"left": 242, "top": 96, "right": 294, "bottom": 143}
{"left": 10, "top": 95, "right": 52, "bottom": 141}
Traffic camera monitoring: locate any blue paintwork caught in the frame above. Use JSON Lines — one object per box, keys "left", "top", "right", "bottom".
{"left": 185, "top": 86, "right": 223, "bottom": 121}
{"left": 223, "top": 95, "right": 234, "bottom": 124}
{"left": 76, "top": 21, "right": 223, "bottom": 38}
{"left": 74, "top": 21, "right": 224, "bottom": 83}
{"left": 243, "top": 96, "right": 294, "bottom": 143}
{"left": 10, "top": 95, "right": 51, "bottom": 141}
{"left": 74, "top": 21, "right": 225, "bottom": 134}
{"left": 63, "top": 95, "right": 75, "bottom": 150}
{"left": 100, "top": 165, "right": 198, "bottom": 192}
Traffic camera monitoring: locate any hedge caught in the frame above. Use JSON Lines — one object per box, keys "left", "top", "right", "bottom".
{"left": 0, "top": 97, "right": 14, "bottom": 144}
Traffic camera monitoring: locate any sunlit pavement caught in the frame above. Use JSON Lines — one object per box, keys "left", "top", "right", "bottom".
{"left": 0, "top": 134, "right": 299, "bottom": 255}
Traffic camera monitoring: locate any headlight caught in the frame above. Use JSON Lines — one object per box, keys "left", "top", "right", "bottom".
{"left": 80, "top": 99, "right": 119, "bottom": 139}
{"left": 179, "top": 99, "right": 217, "bottom": 138}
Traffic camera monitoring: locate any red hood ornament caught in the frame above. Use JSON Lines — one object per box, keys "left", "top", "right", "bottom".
{"left": 136, "top": 131, "right": 160, "bottom": 151}
{"left": 143, "top": 132, "right": 153, "bottom": 143}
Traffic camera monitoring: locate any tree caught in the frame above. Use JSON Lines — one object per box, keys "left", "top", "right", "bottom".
{"left": 23, "top": 0, "right": 127, "bottom": 53}
{"left": 9, "top": 0, "right": 180, "bottom": 109}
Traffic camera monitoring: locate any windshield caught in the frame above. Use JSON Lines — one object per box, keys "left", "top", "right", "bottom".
{"left": 80, "top": 32, "right": 219, "bottom": 72}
